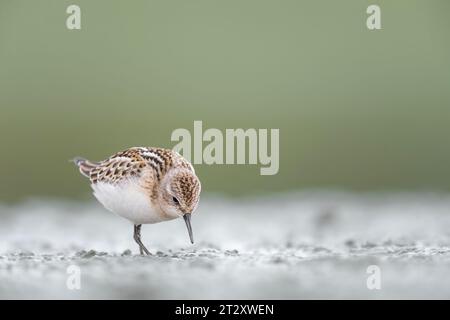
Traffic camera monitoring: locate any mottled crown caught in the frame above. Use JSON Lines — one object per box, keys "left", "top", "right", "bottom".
{"left": 169, "top": 170, "right": 201, "bottom": 214}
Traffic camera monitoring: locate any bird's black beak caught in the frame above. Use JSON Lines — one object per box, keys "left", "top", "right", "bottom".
{"left": 183, "top": 213, "right": 194, "bottom": 244}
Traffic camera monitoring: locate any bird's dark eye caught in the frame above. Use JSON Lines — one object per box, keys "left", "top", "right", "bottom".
{"left": 172, "top": 197, "right": 180, "bottom": 205}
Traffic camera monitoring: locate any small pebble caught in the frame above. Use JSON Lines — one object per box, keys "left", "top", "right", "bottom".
{"left": 121, "top": 249, "right": 132, "bottom": 256}
{"left": 81, "top": 250, "right": 96, "bottom": 259}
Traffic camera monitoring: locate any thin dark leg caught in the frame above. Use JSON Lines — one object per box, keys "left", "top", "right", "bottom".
{"left": 133, "top": 224, "right": 151, "bottom": 255}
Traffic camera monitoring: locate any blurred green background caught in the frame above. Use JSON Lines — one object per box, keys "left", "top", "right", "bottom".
{"left": 1, "top": 0, "right": 449, "bottom": 201}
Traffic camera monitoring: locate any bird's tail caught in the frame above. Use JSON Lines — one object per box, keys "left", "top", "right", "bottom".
{"left": 71, "top": 157, "right": 99, "bottom": 178}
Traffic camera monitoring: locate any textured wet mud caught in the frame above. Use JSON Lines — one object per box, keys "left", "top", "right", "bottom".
{"left": 1, "top": 192, "right": 450, "bottom": 299}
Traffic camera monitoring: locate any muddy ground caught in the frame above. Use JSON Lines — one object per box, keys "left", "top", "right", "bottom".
{"left": 1, "top": 192, "right": 450, "bottom": 299}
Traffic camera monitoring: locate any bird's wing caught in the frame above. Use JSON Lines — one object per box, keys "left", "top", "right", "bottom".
{"left": 82, "top": 147, "right": 181, "bottom": 184}
{"left": 89, "top": 151, "right": 147, "bottom": 184}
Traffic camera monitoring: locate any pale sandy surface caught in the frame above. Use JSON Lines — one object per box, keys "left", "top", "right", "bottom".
{"left": 1, "top": 192, "right": 450, "bottom": 299}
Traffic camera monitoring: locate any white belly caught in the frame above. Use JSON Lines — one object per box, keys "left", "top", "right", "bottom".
{"left": 91, "top": 180, "right": 165, "bottom": 224}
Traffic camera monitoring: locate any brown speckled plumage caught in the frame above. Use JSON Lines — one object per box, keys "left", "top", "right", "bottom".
{"left": 76, "top": 147, "right": 198, "bottom": 195}
{"left": 73, "top": 147, "right": 201, "bottom": 255}
{"left": 78, "top": 147, "right": 173, "bottom": 183}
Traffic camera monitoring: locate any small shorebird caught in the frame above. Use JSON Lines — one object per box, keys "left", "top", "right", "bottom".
{"left": 73, "top": 147, "right": 201, "bottom": 255}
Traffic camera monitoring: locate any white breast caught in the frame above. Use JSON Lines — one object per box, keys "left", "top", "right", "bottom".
{"left": 91, "top": 179, "right": 164, "bottom": 224}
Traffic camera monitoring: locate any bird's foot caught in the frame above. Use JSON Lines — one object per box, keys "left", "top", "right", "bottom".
{"left": 139, "top": 244, "right": 151, "bottom": 256}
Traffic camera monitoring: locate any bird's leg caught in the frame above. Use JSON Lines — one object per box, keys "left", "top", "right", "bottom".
{"left": 133, "top": 224, "right": 151, "bottom": 255}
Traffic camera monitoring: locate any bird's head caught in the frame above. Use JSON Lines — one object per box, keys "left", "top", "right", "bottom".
{"left": 160, "top": 168, "right": 201, "bottom": 244}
